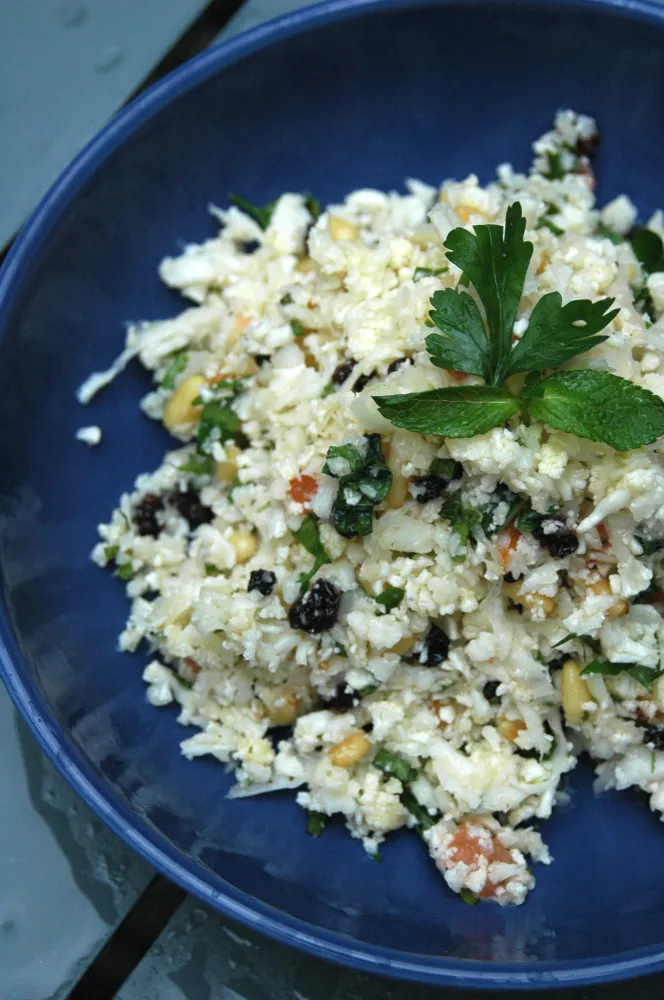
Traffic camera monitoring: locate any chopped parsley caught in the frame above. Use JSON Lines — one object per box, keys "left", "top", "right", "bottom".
{"left": 280, "top": 292, "right": 294, "bottom": 305}
{"left": 179, "top": 454, "right": 214, "bottom": 477}
{"left": 290, "top": 318, "right": 308, "bottom": 338}
{"left": 104, "top": 544, "right": 119, "bottom": 563}
{"left": 400, "top": 787, "right": 441, "bottom": 832}
{"left": 459, "top": 887, "right": 480, "bottom": 906}
{"left": 323, "top": 435, "right": 391, "bottom": 538}
{"left": 196, "top": 380, "right": 244, "bottom": 455}
{"left": 116, "top": 562, "right": 133, "bottom": 582}
{"left": 374, "top": 202, "right": 664, "bottom": 452}
{"left": 229, "top": 193, "right": 275, "bottom": 230}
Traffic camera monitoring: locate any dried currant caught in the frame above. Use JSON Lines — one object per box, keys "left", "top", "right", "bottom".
{"left": 483, "top": 680, "right": 501, "bottom": 704}
{"left": 416, "top": 624, "right": 450, "bottom": 666}
{"left": 289, "top": 579, "right": 341, "bottom": 634}
{"left": 170, "top": 488, "right": 214, "bottom": 529}
{"left": 533, "top": 518, "right": 579, "bottom": 558}
{"left": 353, "top": 370, "right": 377, "bottom": 393}
{"left": 323, "top": 685, "right": 356, "bottom": 712}
{"left": 133, "top": 493, "right": 164, "bottom": 537}
{"left": 643, "top": 726, "right": 664, "bottom": 751}
{"left": 248, "top": 569, "right": 276, "bottom": 596}
{"left": 387, "top": 356, "right": 414, "bottom": 375}
{"left": 331, "top": 359, "right": 357, "bottom": 385}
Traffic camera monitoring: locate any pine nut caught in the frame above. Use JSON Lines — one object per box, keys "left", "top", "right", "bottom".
{"left": 162, "top": 375, "right": 207, "bottom": 433}
{"left": 215, "top": 444, "right": 241, "bottom": 483}
{"left": 589, "top": 579, "right": 629, "bottom": 617}
{"left": 329, "top": 216, "right": 358, "bottom": 242}
{"left": 265, "top": 689, "right": 301, "bottom": 726}
{"left": 329, "top": 731, "right": 371, "bottom": 767}
{"left": 388, "top": 635, "right": 417, "bottom": 657}
{"left": 561, "top": 660, "right": 594, "bottom": 726}
{"left": 228, "top": 529, "right": 257, "bottom": 563}
{"left": 497, "top": 718, "right": 527, "bottom": 742}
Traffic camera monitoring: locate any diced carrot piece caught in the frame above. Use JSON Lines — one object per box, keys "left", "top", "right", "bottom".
{"left": 596, "top": 520, "right": 609, "bottom": 544}
{"left": 289, "top": 475, "right": 318, "bottom": 506}
{"left": 497, "top": 522, "right": 521, "bottom": 572}
{"left": 184, "top": 657, "right": 201, "bottom": 675}
{"left": 447, "top": 821, "right": 514, "bottom": 899}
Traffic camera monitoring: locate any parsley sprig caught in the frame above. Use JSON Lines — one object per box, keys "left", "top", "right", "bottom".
{"left": 375, "top": 203, "right": 664, "bottom": 450}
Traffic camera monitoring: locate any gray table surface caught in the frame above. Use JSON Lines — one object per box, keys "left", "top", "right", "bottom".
{"left": 2, "top": 2, "right": 664, "bottom": 998}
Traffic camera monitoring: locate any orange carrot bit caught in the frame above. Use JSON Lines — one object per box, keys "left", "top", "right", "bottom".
{"left": 448, "top": 369, "right": 468, "bottom": 382}
{"left": 447, "top": 821, "right": 514, "bottom": 899}
{"left": 289, "top": 474, "right": 318, "bottom": 507}
{"left": 497, "top": 522, "right": 521, "bottom": 572}
{"left": 596, "top": 520, "right": 609, "bottom": 545}
{"left": 183, "top": 657, "right": 201, "bottom": 676}
{"left": 235, "top": 313, "right": 252, "bottom": 334}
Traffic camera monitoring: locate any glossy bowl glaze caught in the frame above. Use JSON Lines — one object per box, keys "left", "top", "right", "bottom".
{"left": 2, "top": 0, "right": 664, "bottom": 988}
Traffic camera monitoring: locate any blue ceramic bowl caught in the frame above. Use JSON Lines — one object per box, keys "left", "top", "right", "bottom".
{"left": 3, "top": 0, "right": 664, "bottom": 988}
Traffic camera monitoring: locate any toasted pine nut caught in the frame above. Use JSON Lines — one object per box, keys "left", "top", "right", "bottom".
{"left": 329, "top": 731, "right": 371, "bottom": 767}
{"left": 386, "top": 472, "right": 410, "bottom": 509}
{"left": 265, "top": 689, "right": 301, "bottom": 726}
{"left": 388, "top": 635, "right": 417, "bottom": 657}
{"left": 163, "top": 375, "right": 207, "bottom": 433}
{"left": 522, "top": 593, "right": 557, "bottom": 617}
{"left": 228, "top": 529, "right": 257, "bottom": 563}
{"left": 561, "top": 660, "right": 594, "bottom": 726}
{"left": 497, "top": 718, "right": 527, "bottom": 743}
{"left": 215, "top": 445, "right": 241, "bottom": 483}
{"left": 329, "top": 216, "right": 358, "bottom": 242}
{"left": 589, "top": 579, "right": 629, "bottom": 618}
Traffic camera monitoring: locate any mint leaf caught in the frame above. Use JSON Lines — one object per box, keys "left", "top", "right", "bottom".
{"left": 581, "top": 658, "right": 662, "bottom": 692}
{"left": 520, "top": 370, "right": 664, "bottom": 450}
{"left": 161, "top": 350, "right": 188, "bottom": 390}
{"left": 374, "top": 386, "right": 520, "bottom": 438}
{"left": 444, "top": 203, "right": 533, "bottom": 385}
{"left": 426, "top": 289, "right": 491, "bottom": 379}
{"left": 505, "top": 293, "right": 618, "bottom": 377}
{"left": 375, "top": 586, "right": 405, "bottom": 611}
{"left": 631, "top": 228, "right": 664, "bottom": 274}
{"left": 373, "top": 749, "right": 418, "bottom": 784}
{"left": 197, "top": 399, "right": 241, "bottom": 453}
{"left": 229, "top": 193, "right": 275, "bottom": 230}
{"left": 400, "top": 787, "right": 440, "bottom": 831}
{"left": 293, "top": 514, "right": 331, "bottom": 592}
{"left": 324, "top": 434, "right": 391, "bottom": 538}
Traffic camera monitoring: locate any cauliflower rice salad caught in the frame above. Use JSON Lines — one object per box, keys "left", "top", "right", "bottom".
{"left": 82, "top": 111, "right": 664, "bottom": 907}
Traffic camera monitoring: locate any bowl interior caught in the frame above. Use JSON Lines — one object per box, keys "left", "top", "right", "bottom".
{"left": 3, "top": 0, "right": 664, "bottom": 985}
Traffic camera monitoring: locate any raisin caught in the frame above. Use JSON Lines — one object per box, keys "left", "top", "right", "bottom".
{"left": 353, "top": 370, "right": 377, "bottom": 393}
{"left": 133, "top": 493, "right": 164, "bottom": 537}
{"left": 576, "top": 129, "right": 600, "bottom": 160}
{"left": 323, "top": 685, "right": 356, "bottom": 712}
{"left": 503, "top": 572, "right": 523, "bottom": 583}
{"left": 416, "top": 624, "right": 450, "bottom": 666}
{"left": 238, "top": 239, "right": 260, "bottom": 254}
{"left": 253, "top": 354, "right": 271, "bottom": 367}
{"left": 289, "top": 579, "right": 341, "bottom": 634}
{"left": 170, "top": 488, "right": 214, "bottom": 529}
{"left": 331, "top": 359, "right": 357, "bottom": 385}
{"left": 643, "top": 726, "right": 664, "bottom": 751}
{"left": 248, "top": 569, "right": 276, "bottom": 596}
{"left": 411, "top": 476, "right": 449, "bottom": 503}
{"left": 547, "top": 655, "right": 567, "bottom": 672}
{"left": 387, "top": 356, "right": 414, "bottom": 375}
{"left": 533, "top": 518, "right": 579, "bottom": 558}
{"left": 483, "top": 680, "right": 500, "bottom": 704}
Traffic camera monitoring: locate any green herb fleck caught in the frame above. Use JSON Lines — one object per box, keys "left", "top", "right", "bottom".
{"left": 413, "top": 266, "right": 448, "bottom": 282}
{"left": 373, "top": 749, "right": 418, "bottom": 784}
{"left": 306, "top": 811, "right": 329, "bottom": 837}
{"left": 280, "top": 292, "right": 294, "bottom": 305}
{"left": 631, "top": 228, "right": 664, "bottom": 274}
{"left": 635, "top": 533, "right": 664, "bottom": 556}
{"left": 292, "top": 514, "right": 331, "bottom": 592}
{"left": 116, "top": 562, "right": 133, "bottom": 582}
{"left": 536, "top": 215, "right": 564, "bottom": 236}
{"left": 375, "top": 586, "right": 406, "bottom": 611}
{"left": 460, "top": 887, "right": 480, "bottom": 906}
{"left": 290, "top": 318, "right": 308, "bottom": 338}
{"left": 596, "top": 222, "right": 624, "bottom": 245}
{"left": 179, "top": 454, "right": 214, "bottom": 477}
{"left": 515, "top": 503, "right": 545, "bottom": 533}
{"left": 400, "top": 787, "right": 441, "bottom": 832}
{"left": 160, "top": 351, "right": 188, "bottom": 390}
{"left": 205, "top": 563, "right": 222, "bottom": 576}
{"left": 229, "top": 193, "right": 276, "bottom": 230}
{"left": 542, "top": 150, "right": 567, "bottom": 180}
{"left": 321, "top": 382, "right": 335, "bottom": 398}
{"left": 104, "top": 544, "right": 119, "bottom": 563}
{"left": 581, "top": 658, "right": 663, "bottom": 692}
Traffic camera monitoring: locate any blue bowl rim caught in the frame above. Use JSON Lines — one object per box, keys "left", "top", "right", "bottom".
{"left": 3, "top": 0, "right": 664, "bottom": 988}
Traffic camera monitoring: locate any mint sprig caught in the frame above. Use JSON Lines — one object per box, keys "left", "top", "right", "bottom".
{"left": 374, "top": 202, "right": 664, "bottom": 451}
